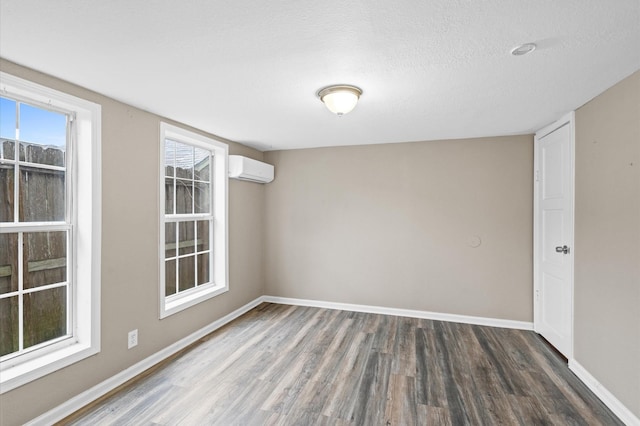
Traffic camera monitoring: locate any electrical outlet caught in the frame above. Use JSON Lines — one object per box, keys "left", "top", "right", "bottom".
{"left": 128, "top": 329, "right": 138, "bottom": 349}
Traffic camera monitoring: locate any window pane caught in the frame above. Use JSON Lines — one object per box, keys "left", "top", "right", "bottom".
{"left": 23, "top": 231, "right": 67, "bottom": 290}
{"left": 175, "top": 142, "right": 193, "bottom": 179}
{"left": 0, "top": 97, "right": 16, "bottom": 140}
{"left": 23, "top": 286, "right": 67, "bottom": 349}
{"left": 164, "top": 139, "right": 176, "bottom": 177}
{"left": 197, "top": 220, "right": 210, "bottom": 252}
{"left": 194, "top": 147, "right": 209, "bottom": 181}
{"left": 0, "top": 296, "right": 19, "bottom": 356}
{"left": 197, "top": 253, "right": 209, "bottom": 286}
{"left": 2, "top": 139, "right": 15, "bottom": 160}
{"left": 194, "top": 182, "right": 210, "bottom": 214}
{"left": 0, "top": 233, "right": 18, "bottom": 294}
{"left": 165, "top": 178, "right": 175, "bottom": 215}
{"left": 178, "top": 256, "right": 195, "bottom": 292}
{"left": 165, "top": 222, "right": 176, "bottom": 259}
{"left": 165, "top": 259, "right": 176, "bottom": 296}
{"left": 20, "top": 142, "right": 65, "bottom": 167}
{"left": 20, "top": 167, "right": 65, "bottom": 222}
{"left": 0, "top": 164, "right": 14, "bottom": 222}
{"left": 19, "top": 103, "right": 66, "bottom": 163}
{"left": 178, "top": 221, "right": 195, "bottom": 255}
{"left": 176, "top": 179, "right": 193, "bottom": 214}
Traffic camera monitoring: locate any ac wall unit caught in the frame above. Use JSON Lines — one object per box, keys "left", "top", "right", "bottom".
{"left": 228, "top": 155, "right": 274, "bottom": 183}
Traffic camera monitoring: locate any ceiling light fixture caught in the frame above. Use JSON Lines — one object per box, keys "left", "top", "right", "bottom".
{"left": 318, "top": 85, "right": 362, "bottom": 116}
{"left": 511, "top": 43, "right": 537, "bottom": 56}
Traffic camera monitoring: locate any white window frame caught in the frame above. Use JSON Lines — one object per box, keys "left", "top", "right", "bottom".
{"left": 0, "top": 72, "right": 101, "bottom": 393}
{"left": 159, "top": 122, "right": 228, "bottom": 318}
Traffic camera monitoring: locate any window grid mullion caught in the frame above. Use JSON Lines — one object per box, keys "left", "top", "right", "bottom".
{"left": 15, "top": 160, "right": 66, "bottom": 173}
{"left": 0, "top": 223, "right": 72, "bottom": 233}
{"left": 66, "top": 229, "right": 73, "bottom": 341}
{"left": 21, "top": 281, "right": 69, "bottom": 295}
{"left": 168, "top": 251, "right": 211, "bottom": 261}
{"left": 175, "top": 221, "right": 179, "bottom": 293}
{"left": 17, "top": 232, "right": 24, "bottom": 352}
{"left": 14, "top": 102, "right": 20, "bottom": 224}
{"left": 191, "top": 149, "right": 195, "bottom": 215}
{"left": 173, "top": 142, "right": 177, "bottom": 216}
{"left": 164, "top": 213, "right": 212, "bottom": 222}
{"left": 0, "top": 292, "right": 17, "bottom": 300}
{"left": 194, "top": 221, "right": 199, "bottom": 287}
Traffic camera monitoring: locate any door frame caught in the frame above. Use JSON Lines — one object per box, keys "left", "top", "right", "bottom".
{"left": 533, "top": 111, "right": 576, "bottom": 359}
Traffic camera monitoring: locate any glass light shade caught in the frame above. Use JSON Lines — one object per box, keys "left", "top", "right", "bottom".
{"left": 511, "top": 43, "right": 537, "bottom": 56}
{"left": 318, "top": 85, "right": 362, "bottom": 116}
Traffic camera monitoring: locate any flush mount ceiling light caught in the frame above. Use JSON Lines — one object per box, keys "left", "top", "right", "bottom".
{"left": 511, "top": 43, "right": 537, "bottom": 56}
{"left": 317, "top": 85, "right": 363, "bottom": 116}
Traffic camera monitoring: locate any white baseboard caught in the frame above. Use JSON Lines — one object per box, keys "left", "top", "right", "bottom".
{"left": 569, "top": 359, "right": 640, "bottom": 426}
{"left": 25, "top": 296, "right": 266, "bottom": 426}
{"left": 262, "top": 295, "right": 534, "bottom": 330}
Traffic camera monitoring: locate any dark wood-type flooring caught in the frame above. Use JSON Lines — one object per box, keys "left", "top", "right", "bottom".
{"left": 65, "top": 303, "right": 623, "bottom": 425}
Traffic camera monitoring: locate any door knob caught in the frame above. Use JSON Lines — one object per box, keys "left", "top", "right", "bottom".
{"left": 555, "top": 245, "right": 570, "bottom": 254}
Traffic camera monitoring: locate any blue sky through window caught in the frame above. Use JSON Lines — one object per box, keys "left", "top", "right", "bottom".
{"left": 0, "top": 96, "right": 66, "bottom": 147}
{"left": 0, "top": 97, "right": 16, "bottom": 140}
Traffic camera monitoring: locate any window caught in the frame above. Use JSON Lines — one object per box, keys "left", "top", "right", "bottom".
{"left": 159, "top": 123, "right": 228, "bottom": 318}
{"left": 0, "top": 73, "right": 101, "bottom": 393}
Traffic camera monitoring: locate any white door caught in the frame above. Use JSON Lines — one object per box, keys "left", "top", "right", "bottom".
{"left": 534, "top": 112, "right": 575, "bottom": 359}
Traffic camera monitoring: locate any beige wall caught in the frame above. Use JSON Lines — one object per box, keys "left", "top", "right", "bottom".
{"left": 264, "top": 136, "right": 534, "bottom": 321}
{"left": 0, "top": 59, "right": 265, "bottom": 426}
{"left": 575, "top": 70, "right": 640, "bottom": 418}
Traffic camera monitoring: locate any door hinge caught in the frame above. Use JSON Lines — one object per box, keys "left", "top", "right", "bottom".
{"left": 535, "top": 170, "right": 540, "bottom": 182}
{"left": 535, "top": 289, "right": 540, "bottom": 300}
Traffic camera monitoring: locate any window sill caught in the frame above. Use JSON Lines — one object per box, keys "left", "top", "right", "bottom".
{"left": 161, "top": 284, "right": 228, "bottom": 319}
{"left": 0, "top": 341, "right": 99, "bottom": 394}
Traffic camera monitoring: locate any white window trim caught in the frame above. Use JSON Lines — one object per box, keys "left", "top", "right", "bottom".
{"left": 159, "top": 122, "right": 228, "bottom": 319}
{"left": 0, "top": 72, "right": 101, "bottom": 393}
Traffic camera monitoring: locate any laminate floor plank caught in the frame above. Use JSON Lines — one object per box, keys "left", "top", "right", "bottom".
{"left": 450, "top": 322, "right": 501, "bottom": 425}
{"left": 506, "top": 394, "right": 553, "bottom": 425}
{"left": 422, "top": 405, "right": 451, "bottom": 426}
{"left": 260, "top": 309, "right": 345, "bottom": 415}
{"left": 415, "top": 327, "right": 447, "bottom": 408}
{"left": 472, "top": 326, "right": 530, "bottom": 397}
{"left": 65, "top": 303, "right": 624, "bottom": 426}
{"left": 321, "top": 332, "right": 375, "bottom": 421}
{"left": 352, "top": 351, "right": 393, "bottom": 425}
{"left": 288, "top": 314, "right": 360, "bottom": 416}
{"left": 391, "top": 317, "right": 417, "bottom": 377}
{"left": 384, "top": 374, "right": 419, "bottom": 426}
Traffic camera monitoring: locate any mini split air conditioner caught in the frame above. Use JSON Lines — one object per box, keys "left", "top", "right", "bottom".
{"left": 228, "top": 155, "right": 274, "bottom": 183}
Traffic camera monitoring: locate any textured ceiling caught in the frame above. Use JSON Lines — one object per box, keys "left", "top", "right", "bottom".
{"left": 1, "top": 0, "right": 639, "bottom": 151}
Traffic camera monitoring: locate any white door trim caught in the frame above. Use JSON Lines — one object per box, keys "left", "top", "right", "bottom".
{"left": 533, "top": 111, "right": 576, "bottom": 359}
